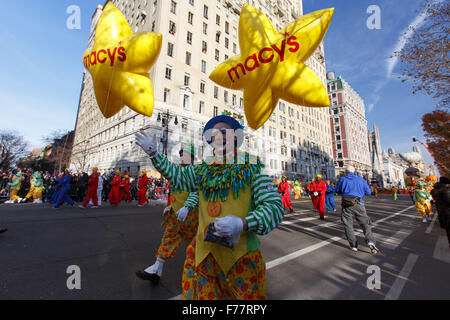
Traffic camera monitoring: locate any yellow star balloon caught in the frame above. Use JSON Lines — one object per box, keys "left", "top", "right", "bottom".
{"left": 209, "top": 4, "right": 334, "bottom": 130}
{"left": 82, "top": 2, "right": 162, "bottom": 118}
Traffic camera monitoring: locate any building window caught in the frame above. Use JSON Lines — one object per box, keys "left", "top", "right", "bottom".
{"left": 169, "top": 21, "right": 176, "bottom": 35}
{"left": 199, "top": 101, "right": 204, "bottom": 114}
{"left": 224, "top": 54, "right": 228, "bottom": 60}
{"left": 163, "top": 88, "right": 170, "bottom": 103}
{"left": 214, "top": 86, "right": 219, "bottom": 99}
{"left": 215, "top": 49, "right": 220, "bottom": 61}
{"left": 165, "top": 66, "right": 172, "bottom": 79}
{"left": 188, "top": 12, "right": 193, "bottom": 25}
{"left": 202, "top": 41, "right": 207, "bottom": 53}
{"left": 201, "top": 60, "right": 207, "bottom": 73}
{"left": 233, "top": 43, "right": 237, "bottom": 54}
{"left": 183, "top": 95, "right": 189, "bottom": 109}
{"left": 200, "top": 82, "right": 206, "bottom": 93}
{"left": 167, "top": 42, "right": 174, "bottom": 57}
{"left": 224, "top": 91, "right": 228, "bottom": 103}
{"left": 184, "top": 74, "right": 190, "bottom": 86}
{"left": 170, "top": 1, "right": 177, "bottom": 14}
{"left": 203, "top": 22, "right": 208, "bottom": 35}
{"left": 214, "top": 106, "right": 218, "bottom": 117}
{"left": 216, "top": 32, "right": 221, "bottom": 43}
{"left": 232, "top": 94, "right": 236, "bottom": 105}
{"left": 216, "top": 14, "right": 220, "bottom": 25}
{"left": 187, "top": 31, "right": 192, "bottom": 44}
{"left": 225, "top": 21, "right": 229, "bottom": 34}
{"left": 225, "top": 37, "right": 229, "bottom": 49}
{"left": 189, "top": 0, "right": 194, "bottom": 5}
{"left": 203, "top": 5, "right": 208, "bottom": 19}
{"left": 185, "top": 51, "right": 191, "bottom": 65}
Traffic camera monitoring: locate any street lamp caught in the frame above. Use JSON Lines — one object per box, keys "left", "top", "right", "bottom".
{"left": 157, "top": 109, "right": 179, "bottom": 156}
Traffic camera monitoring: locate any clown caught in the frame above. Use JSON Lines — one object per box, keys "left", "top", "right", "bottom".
{"left": 135, "top": 115, "right": 284, "bottom": 300}
{"left": 120, "top": 174, "right": 132, "bottom": 203}
{"left": 24, "top": 172, "right": 44, "bottom": 204}
{"left": 413, "top": 180, "right": 434, "bottom": 223}
{"left": 137, "top": 170, "right": 149, "bottom": 207}
{"left": 53, "top": 169, "right": 75, "bottom": 209}
{"left": 108, "top": 170, "right": 122, "bottom": 206}
{"left": 310, "top": 174, "right": 327, "bottom": 219}
{"left": 278, "top": 176, "right": 294, "bottom": 213}
{"left": 80, "top": 167, "right": 100, "bottom": 209}
{"left": 5, "top": 170, "right": 23, "bottom": 203}
{"left": 136, "top": 145, "right": 199, "bottom": 285}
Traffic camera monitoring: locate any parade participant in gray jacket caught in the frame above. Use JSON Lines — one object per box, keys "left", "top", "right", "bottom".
{"left": 336, "top": 166, "right": 379, "bottom": 254}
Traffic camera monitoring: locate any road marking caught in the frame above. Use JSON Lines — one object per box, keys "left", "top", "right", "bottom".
{"left": 168, "top": 205, "right": 415, "bottom": 300}
{"left": 425, "top": 214, "right": 437, "bottom": 234}
{"left": 266, "top": 206, "right": 414, "bottom": 270}
{"left": 433, "top": 235, "right": 450, "bottom": 264}
{"left": 384, "top": 254, "right": 419, "bottom": 300}
{"left": 281, "top": 217, "right": 318, "bottom": 225}
{"left": 378, "top": 230, "right": 412, "bottom": 250}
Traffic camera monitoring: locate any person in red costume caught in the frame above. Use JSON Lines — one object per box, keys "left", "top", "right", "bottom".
{"left": 307, "top": 178, "right": 317, "bottom": 211}
{"left": 278, "top": 176, "right": 294, "bottom": 214}
{"left": 310, "top": 174, "right": 327, "bottom": 220}
{"left": 109, "top": 170, "right": 122, "bottom": 206}
{"left": 137, "top": 170, "right": 149, "bottom": 207}
{"left": 79, "top": 167, "right": 100, "bottom": 209}
{"left": 121, "top": 175, "right": 133, "bottom": 203}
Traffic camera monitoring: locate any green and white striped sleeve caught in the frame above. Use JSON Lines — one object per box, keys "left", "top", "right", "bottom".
{"left": 184, "top": 191, "right": 199, "bottom": 209}
{"left": 246, "top": 172, "right": 284, "bottom": 235}
{"left": 151, "top": 153, "right": 198, "bottom": 192}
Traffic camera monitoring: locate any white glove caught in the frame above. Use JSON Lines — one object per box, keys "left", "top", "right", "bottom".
{"left": 313, "top": 192, "right": 318, "bottom": 196}
{"left": 135, "top": 131, "right": 158, "bottom": 158}
{"left": 214, "top": 215, "right": 244, "bottom": 238}
{"left": 176, "top": 206, "right": 189, "bottom": 222}
{"left": 162, "top": 206, "right": 171, "bottom": 216}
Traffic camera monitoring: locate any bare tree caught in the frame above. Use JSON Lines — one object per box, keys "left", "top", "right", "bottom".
{"left": 393, "top": 0, "right": 450, "bottom": 108}
{"left": 0, "top": 130, "right": 29, "bottom": 170}
{"left": 70, "top": 140, "right": 91, "bottom": 173}
{"left": 41, "top": 129, "right": 71, "bottom": 145}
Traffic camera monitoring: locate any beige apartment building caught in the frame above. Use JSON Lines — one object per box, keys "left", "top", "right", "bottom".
{"left": 71, "top": 0, "right": 335, "bottom": 181}
{"left": 326, "top": 72, "right": 372, "bottom": 180}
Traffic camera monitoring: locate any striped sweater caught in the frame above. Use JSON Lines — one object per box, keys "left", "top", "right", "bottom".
{"left": 152, "top": 153, "right": 284, "bottom": 235}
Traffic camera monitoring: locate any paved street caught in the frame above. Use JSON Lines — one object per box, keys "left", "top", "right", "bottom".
{"left": 0, "top": 194, "right": 449, "bottom": 300}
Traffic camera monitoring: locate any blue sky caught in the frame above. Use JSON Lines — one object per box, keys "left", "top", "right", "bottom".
{"left": 0, "top": 0, "right": 438, "bottom": 168}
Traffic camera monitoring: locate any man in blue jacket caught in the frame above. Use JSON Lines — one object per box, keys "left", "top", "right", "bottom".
{"left": 336, "top": 166, "right": 379, "bottom": 254}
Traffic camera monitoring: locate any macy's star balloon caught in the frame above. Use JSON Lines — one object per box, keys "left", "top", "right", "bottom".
{"left": 82, "top": 2, "right": 162, "bottom": 118}
{"left": 209, "top": 4, "right": 334, "bottom": 130}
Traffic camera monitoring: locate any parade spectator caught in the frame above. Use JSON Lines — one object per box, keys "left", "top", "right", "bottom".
{"left": 431, "top": 177, "right": 450, "bottom": 248}
{"left": 336, "top": 166, "right": 379, "bottom": 254}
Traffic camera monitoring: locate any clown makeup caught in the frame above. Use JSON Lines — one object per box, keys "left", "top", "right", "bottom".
{"left": 210, "top": 122, "right": 237, "bottom": 156}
